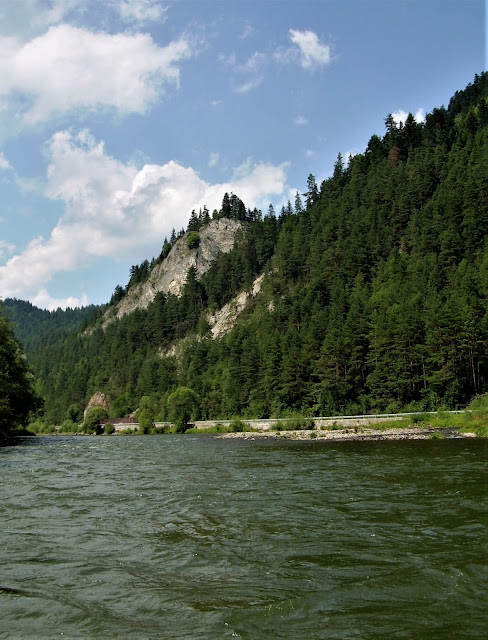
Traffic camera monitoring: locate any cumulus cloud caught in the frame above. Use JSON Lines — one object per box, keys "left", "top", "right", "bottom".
{"left": 32, "top": 288, "right": 89, "bottom": 311}
{"left": 391, "top": 110, "right": 408, "bottom": 126}
{"left": 0, "top": 25, "right": 191, "bottom": 125}
{"left": 275, "top": 29, "right": 332, "bottom": 70}
{"left": 0, "top": 129, "right": 289, "bottom": 303}
{"left": 289, "top": 29, "right": 331, "bottom": 69}
{"left": 414, "top": 108, "right": 426, "bottom": 122}
{"left": 392, "top": 108, "right": 426, "bottom": 126}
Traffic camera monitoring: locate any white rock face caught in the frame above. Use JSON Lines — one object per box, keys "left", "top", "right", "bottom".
{"left": 84, "top": 391, "right": 111, "bottom": 418}
{"left": 102, "top": 218, "right": 244, "bottom": 327}
{"left": 159, "top": 271, "right": 266, "bottom": 358}
{"left": 208, "top": 272, "right": 265, "bottom": 339}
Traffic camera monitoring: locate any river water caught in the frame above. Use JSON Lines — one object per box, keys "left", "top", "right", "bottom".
{"left": 1, "top": 435, "right": 487, "bottom": 639}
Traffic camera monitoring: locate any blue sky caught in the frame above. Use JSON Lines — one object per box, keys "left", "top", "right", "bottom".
{"left": 0, "top": 0, "right": 485, "bottom": 310}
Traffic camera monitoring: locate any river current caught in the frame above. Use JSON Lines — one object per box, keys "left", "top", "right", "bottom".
{"left": 1, "top": 435, "right": 487, "bottom": 639}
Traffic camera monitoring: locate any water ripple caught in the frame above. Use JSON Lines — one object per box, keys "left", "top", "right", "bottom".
{"left": 1, "top": 435, "right": 487, "bottom": 639}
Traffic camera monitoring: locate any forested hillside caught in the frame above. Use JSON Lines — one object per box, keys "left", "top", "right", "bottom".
{"left": 2, "top": 299, "right": 99, "bottom": 355}
{"left": 7, "top": 73, "right": 488, "bottom": 425}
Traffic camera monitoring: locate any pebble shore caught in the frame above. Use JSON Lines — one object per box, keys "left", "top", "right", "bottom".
{"left": 219, "top": 427, "right": 476, "bottom": 441}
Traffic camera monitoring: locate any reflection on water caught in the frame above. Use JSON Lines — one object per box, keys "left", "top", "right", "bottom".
{"left": 1, "top": 435, "right": 487, "bottom": 639}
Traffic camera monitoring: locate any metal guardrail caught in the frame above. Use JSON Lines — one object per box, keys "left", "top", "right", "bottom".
{"left": 196, "top": 411, "right": 468, "bottom": 424}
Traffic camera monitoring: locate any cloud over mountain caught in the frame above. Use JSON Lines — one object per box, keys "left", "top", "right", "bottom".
{"left": 0, "top": 129, "right": 289, "bottom": 306}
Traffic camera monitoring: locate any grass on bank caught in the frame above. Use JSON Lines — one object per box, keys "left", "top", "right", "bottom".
{"left": 24, "top": 394, "right": 488, "bottom": 438}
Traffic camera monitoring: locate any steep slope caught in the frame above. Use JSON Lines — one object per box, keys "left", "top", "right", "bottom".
{"left": 102, "top": 218, "right": 243, "bottom": 327}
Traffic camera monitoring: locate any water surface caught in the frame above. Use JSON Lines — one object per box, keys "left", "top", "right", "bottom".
{"left": 1, "top": 435, "right": 487, "bottom": 639}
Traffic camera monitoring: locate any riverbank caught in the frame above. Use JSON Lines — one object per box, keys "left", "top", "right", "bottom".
{"left": 219, "top": 426, "right": 477, "bottom": 441}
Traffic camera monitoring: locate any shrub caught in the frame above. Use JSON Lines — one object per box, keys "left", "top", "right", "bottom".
{"left": 286, "top": 415, "right": 315, "bottom": 430}
{"left": 468, "top": 394, "right": 488, "bottom": 411}
{"left": 28, "top": 420, "right": 47, "bottom": 434}
{"left": 167, "top": 387, "right": 199, "bottom": 432}
{"left": 430, "top": 431, "right": 445, "bottom": 440}
{"left": 83, "top": 406, "right": 108, "bottom": 433}
{"left": 229, "top": 419, "right": 245, "bottom": 432}
{"left": 138, "top": 410, "right": 154, "bottom": 434}
{"left": 104, "top": 423, "right": 115, "bottom": 435}
{"left": 186, "top": 232, "right": 200, "bottom": 250}
{"left": 59, "top": 419, "right": 79, "bottom": 434}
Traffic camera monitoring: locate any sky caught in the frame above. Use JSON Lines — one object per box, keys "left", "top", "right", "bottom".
{"left": 0, "top": 0, "right": 485, "bottom": 310}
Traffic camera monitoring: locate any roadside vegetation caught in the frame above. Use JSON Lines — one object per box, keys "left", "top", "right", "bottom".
{"left": 23, "top": 401, "right": 488, "bottom": 438}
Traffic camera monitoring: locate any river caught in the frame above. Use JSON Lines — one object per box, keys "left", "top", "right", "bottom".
{"left": 1, "top": 435, "right": 487, "bottom": 639}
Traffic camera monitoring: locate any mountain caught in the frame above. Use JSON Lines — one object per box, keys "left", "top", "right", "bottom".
{"left": 7, "top": 72, "right": 488, "bottom": 425}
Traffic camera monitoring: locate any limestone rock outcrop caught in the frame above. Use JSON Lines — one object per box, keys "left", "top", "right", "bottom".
{"left": 84, "top": 392, "right": 111, "bottom": 418}
{"left": 102, "top": 218, "right": 243, "bottom": 328}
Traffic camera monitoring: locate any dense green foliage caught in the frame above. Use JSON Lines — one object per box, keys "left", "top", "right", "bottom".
{"left": 2, "top": 299, "right": 98, "bottom": 356}
{"left": 8, "top": 73, "right": 488, "bottom": 425}
{"left": 0, "top": 308, "right": 40, "bottom": 440}
{"left": 83, "top": 406, "right": 108, "bottom": 434}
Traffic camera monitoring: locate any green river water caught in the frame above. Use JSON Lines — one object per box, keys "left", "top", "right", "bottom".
{"left": 1, "top": 435, "right": 487, "bottom": 639}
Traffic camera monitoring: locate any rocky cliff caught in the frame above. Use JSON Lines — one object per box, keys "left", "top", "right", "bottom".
{"left": 102, "top": 218, "right": 244, "bottom": 327}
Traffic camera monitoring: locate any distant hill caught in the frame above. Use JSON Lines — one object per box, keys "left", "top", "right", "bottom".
{"left": 8, "top": 72, "right": 488, "bottom": 425}
{"left": 2, "top": 298, "right": 99, "bottom": 356}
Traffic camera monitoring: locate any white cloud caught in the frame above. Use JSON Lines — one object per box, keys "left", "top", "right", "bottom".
{"left": 414, "top": 108, "right": 426, "bottom": 123}
{"left": 275, "top": 29, "right": 332, "bottom": 70}
{"left": 32, "top": 288, "right": 88, "bottom": 311}
{"left": 289, "top": 29, "right": 331, "bottom": 69}
{"left": 391, "top": 110, "right": 409, "bottom": 126}
{"left": 294, "top": 115, "right": 308, "bottom": 126}
{"left": 0, "top": 130, "right": 289, "bottom": 303}
{"left": 391, "top": 108, "right": 425, "bottom": 126}
{"left": 0, "top": 25, "right": 192, "bottom": 125}
{"left": 117, "top": 0, "right": 167, "bottom": 25}
{"left": 222, "top": 29, "right": 332, "bottom": 94}
{"left": 0, "top": 152, "right": 11, "bottom": 170}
